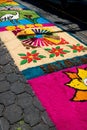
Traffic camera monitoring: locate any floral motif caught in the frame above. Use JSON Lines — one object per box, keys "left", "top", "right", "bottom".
{"left": 18, "top": 50, "right": 46, "bottom": 65}
{"left": 45, "top": 46, "right": 70, "bottom": 58}
{"left": 65, "top": 68, "right": 87, "bottom": 101}
{"left": 67, "top": 44, "right": 86, "bottom": 53}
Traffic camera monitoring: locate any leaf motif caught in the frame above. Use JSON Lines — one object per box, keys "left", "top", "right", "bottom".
{"left": 20, "top": 60, "right": 27, "bottom": 65}
{"left": 73, "top": 50, "right": 77, "bottom": 53}
{"left": 56, "top": 46, "right": 60, "bottom": 49}
{"left": 63, "top": 50, "right": 70, "bottom": 53}
{"left": 31, "top": 50, "right": 37, "bottom": 54}
{"left": 45, "top": 48, "right": 51, "bottom": 51}
{"left": 18, "top": 53, "right": 26, "bottom": 56}
{"left": 67, "top": 45, "right": 72, "bottom": 48}
{"left": 60, "top": 54, "right": 64, "bottom": 57}
{"left": 77, "top": 43, "right": 80, "bottom": 46}
{"left": 33, "top": 60, "right": 37, "bottom": 63}
{"left": 49, "top": 54, "right": 55, "bottom": 58}
{"left": 38, "top": 55, "right": 46, "bottom": 58}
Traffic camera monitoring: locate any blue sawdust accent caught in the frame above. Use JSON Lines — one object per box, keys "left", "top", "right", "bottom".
{"left": 37, "top": 17, "right": 51, "bottom": 24}
{"left": 0, "top": 19, "right": 33, "bottom": 27}
{"left": 22, "top": 55, "right": 87, "bottom": 80}
{"left": 0, "top": 21, "right": 13, "bottom": 27}
{"left": 19, "top": 19, "right": 33, "bottom": 24}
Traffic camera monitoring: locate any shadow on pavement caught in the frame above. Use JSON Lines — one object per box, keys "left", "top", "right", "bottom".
{"left": 22, "top": 0, "right": 87, "bottom": 30}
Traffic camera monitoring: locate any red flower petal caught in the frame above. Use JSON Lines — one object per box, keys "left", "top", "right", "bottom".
{"left": 21, "top": 56, "right": 28, "bottom": 59}
{"left": 34, "top": 57, "right": 41, "bottom": 60}
{"left": 27, "top": 52, "right": 32, "bottom": 56}
{"left": 27, "top": 58, "right": 33, "bottom": 63}
{"left": 55, "top": 52, "right": 59, "bottom": 56}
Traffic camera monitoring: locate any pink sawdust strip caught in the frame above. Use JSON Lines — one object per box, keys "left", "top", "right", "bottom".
{"left": 0, "top": 27, "right": 6, "bottom": 32}
{"left": 28, "top": 64, "right": 87, "bottom": 130}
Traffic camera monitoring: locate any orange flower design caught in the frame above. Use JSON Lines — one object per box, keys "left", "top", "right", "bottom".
{"left": 21, "top": 52, "right": 41, "bottom": 63}
{"left": 49, "top": 47, "right": 66, "bottom": 56}
{"left": 67, "top": 44, "right": 86, "bottom": 53}
{"left": 18, "top": 50, "right": 46, "bottom": 65}
{"left": 45, "top": 46, "right": 70, "bottom": 58}
{"left": 72, "top": 45, "right": 84, "bottom": 52}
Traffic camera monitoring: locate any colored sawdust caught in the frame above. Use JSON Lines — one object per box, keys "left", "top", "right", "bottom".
{"left": 0, "top": 1, "right": 87, "bottom": 130}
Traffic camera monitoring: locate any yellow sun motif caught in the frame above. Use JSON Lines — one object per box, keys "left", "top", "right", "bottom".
{"left": 66, "top": 68, "right": 87, "bottom": 101}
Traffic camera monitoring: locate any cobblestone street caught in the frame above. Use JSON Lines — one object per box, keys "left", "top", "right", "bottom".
{"left": 0, "top": 0, "right": 87, "bottom": 130}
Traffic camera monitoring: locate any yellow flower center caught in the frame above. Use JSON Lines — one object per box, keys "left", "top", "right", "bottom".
{"left": 55, "top": 50, "right": 59, "bottom": 53}
{"left": 76, "top": 46, "right": 80, "bottom": 50}
{"left": 28, "top": 56, "right": 33, "bottom": 59}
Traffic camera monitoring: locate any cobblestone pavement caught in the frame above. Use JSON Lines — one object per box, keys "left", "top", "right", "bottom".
{"left": 0, "top": 0, "right": 87, "bottom": 130}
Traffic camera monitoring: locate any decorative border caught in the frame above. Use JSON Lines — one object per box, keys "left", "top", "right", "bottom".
{"left": 22, "top": 54, "right": 87, "bottom": 80}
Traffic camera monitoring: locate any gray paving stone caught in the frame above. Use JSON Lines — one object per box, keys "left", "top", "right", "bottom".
{"left": 4, "top": 104, "right": 23, "bottom": 124}
{"left": 49, "top": 127, "right": 56, "bottom": 130}
{"left": 11, "top": 82, "right": 25, "bottom": 94}
{"left": 0, "top": 47, "right": 7, "bottom": 56}
{"left": 0, "top": 104, "right": 4, "bottom": 116}
{"left": 0, "top": 73, "right": 6, "bottom": 81}
{"left": 0, "top": 81, "right": 10, "bottom": 92}
{"left": 3, "top": 64, "right": 14, "bottom": 74}
{"left": 17, "top": 93, "right": 33, "bottom": 109}
{"left": 32, "top": 123, "right": 49, "bottom": 130}
{"left": 6, "top": 73, "right": 19, "bottom": 83}
{"left": 0, "top": 91, "right": 16, "bottom": 106}
{"left": 0, "top": 117, "right": 10, "bottom": 130}
{"left": 41, "top": 111, "right": 54, "bottom": 127}
{"left": 0, "top": 53, "right": 10, "bottom": 65}
{"left": 0, "top": 66, "right": 4, "bottom": 74}
{"left": 18, "top": 74, "right": 26, "bottom": 83}
{"left": 76, "top": 32, "right": 87, "bottom": 44}
{"left": 25, "top": 85, "right": 35, "bottom": 97}
{"left": 33, "top": 97, "right": 45, "bottom": 111}
{"left": 24, "top": 105, "right": 41, "bottom": 126}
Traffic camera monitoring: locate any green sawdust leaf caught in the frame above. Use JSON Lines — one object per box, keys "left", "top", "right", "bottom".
{"left": 56, "top": 46, "right": 60, "bottom": 49}
{"left": 20, "top": 60, "right": 27, "bottom": 65}
{"left": 67, "top": 45, "right": 72, "bottom": 48}
{"left": 18, "top": 53, "right": 26, "bottom": 56}
{"left": 73, "top": 50, "right": 77, "bottom": 53}
{"left": 45, "top": 48, "right": 51, "bottom": 51}
{"left": 60, "top": 54, "right": 64, "bottom": 57}
{"left": 33, "top": 60, "right": 37, "bottom": 63}
{"left": 49, "top": 54, "right": 55, "bottom": 58}
{"left": 38, "top": 55, "right": 46, "bottom": 58}
{"left": 77, "top": 43, "right": 80, "bottom": 46}
{"left": 63, "top": 50, "right": 70, "bottom": 53}
{"left": 31, "top": 50, "right": 37, "bottom": 54}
